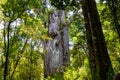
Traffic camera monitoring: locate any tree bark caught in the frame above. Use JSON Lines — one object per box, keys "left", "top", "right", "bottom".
{"left": 58, "top": 10, "right": 70, "bottom": 66}
{"left": 44, "top": 9, "right": 63, "bottom": 78}
{"left": 81, "top": 1, "right": 97, "bottom": 80}
{"left": 44, "top": 9, "right": 70, "bottom": 77}
{"left": 81, "top": 0, "right": 114, "bottom": 80}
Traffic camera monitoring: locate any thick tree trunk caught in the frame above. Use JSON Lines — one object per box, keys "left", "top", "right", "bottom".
{"left": 44, "top": 10, "right": 70, "bottom": 77}
{"left": 81, "top": 0, "right": 114, "bottom": 80}
{"left": 59, "top": 10, "right": 70, "bottom": 66}
{"left": 44, "top": 9, "right": 63, "bottom": 78}
{"left": 81, "top": 2, "right": 97, "bottom": 80}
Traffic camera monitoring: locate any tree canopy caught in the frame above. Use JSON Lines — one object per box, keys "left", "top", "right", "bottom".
{"left": 0, "top": 0, "right": 120, "bottom": 80}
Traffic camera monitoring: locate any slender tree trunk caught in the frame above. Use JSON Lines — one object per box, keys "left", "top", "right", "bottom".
{"left": 29, "top": 40, "right": 34, "bottom": 80}
{"left": 106, "top": 0, "right": 120, "bottom": 38}
{"left": 44, "top": 9, "right": 63, "bottom": 78}
{"left": 59, "top": 10, "right": 70, "bottom": 66}
{"left": 111, "top": 0, "right": 120, "bottom": 38}
{"left": 81, "top": 0, "right": 114, "bottom": 80}
{"left": 10, "top": 39, "right": 27, "bottom": 80}
{"left": 4, "top": 21, "right": 11, "bottom": 80}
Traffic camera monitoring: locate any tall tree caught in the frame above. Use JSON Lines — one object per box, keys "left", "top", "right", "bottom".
{"left": 81, "top": 2, "right": 97, "bottom": 80}
{"left": 44, "top": 9, "right": 63, "bottom": 77}
{"left": 101, "top": 0, "right": 120, "bottom": 38}
{"left": 43, "top": 0, "right": 71, "bottom": 77}
{"left": 81, "top": 0, "right": 114, "bottom": 80}
{"left": 44, "top": 9, "right": 71, "bottom": 78}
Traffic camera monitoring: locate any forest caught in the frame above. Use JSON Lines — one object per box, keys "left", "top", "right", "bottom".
{"left": 0, "top": 0, "right": 120, "bottom": 80}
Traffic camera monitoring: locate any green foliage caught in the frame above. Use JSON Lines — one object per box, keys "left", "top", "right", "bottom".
{"left": 50, "top": 0, "right": 80, "bottom": 10}
{"left": 44, "top": 58, "right": 91, "bottom": 80}
{"left": 0, "top": 0, "right": 48, "bottom": 80}
{"left": 0, "top": 0, "right": 120, "bottom": 80}
{"left": 98, "top": 2, "right": 120, "bottom": 74}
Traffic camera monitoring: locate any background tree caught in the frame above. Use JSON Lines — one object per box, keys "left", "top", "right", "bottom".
{"left": 81, "top": 0, "right": 114, "bottom": 80}
{"left": 100, "top": 0, "right": 120, "bottom": 38}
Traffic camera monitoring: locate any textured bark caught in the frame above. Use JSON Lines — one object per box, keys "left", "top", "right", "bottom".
{"left": 81, "top": 1, "right": 97, "bottom": 80}
{"left": 81, "top": 0, "right": 114, "bottom": 80}
{"left": 59, "top": 10, "right": 70, "bottom": 66}
{"left": 44, "top": 10, "right": 63, "bottom": 77}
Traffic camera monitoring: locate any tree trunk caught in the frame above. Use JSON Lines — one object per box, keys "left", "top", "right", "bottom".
{"left": 4, "top": 21, "right": 11, "bottom": 80}
{"left": 81, "top": 0, "right": 114, "bottom": 80}
{"left": 111, "top": 0, "right": 120, "bottom": 38}
{"left": 58, "top": 10, "right": 70, "bottom": 66}
{"left": 106, "top": 0, "right": 120, "bottom": 38}
{"left": 81, "top": 1, "right": 97, "bottom": 80}
{"left": 44, "top": 9, "right": 63, "bottom": 78}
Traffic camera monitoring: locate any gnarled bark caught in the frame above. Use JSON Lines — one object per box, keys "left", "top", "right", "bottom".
{"left": 44, "top": 9, "right": 63, "bottom": 77}
{"left": 59, "top": 10, "right": 70, "bottom": 66}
